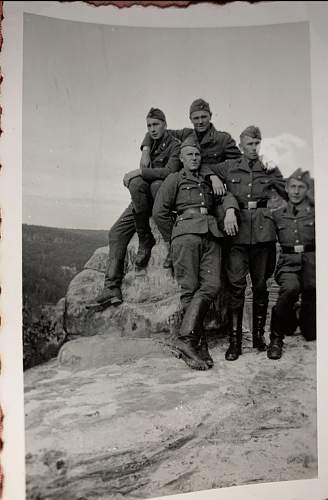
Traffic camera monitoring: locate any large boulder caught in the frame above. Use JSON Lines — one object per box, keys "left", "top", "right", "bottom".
{"left": 60, "top": 220, "right": 230, "bottom": 341}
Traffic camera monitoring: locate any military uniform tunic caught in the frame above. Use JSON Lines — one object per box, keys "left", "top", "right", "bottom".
{"left": 103, "top": 131, "right": 181, "bottom": 292}
{"left": 153, "top": 169, "right": 238, "bottom": 310}
{"left": 141, "top": 124, "right": 241, "bottom": 167}
{"left": 205, "top": 156, "right": 286, "bottom": 310}
{"left": 272, "top": 200, "right": 316, "bottom": 340}
{"left": 129, "top": 130, "right": 181, "bottom": 213}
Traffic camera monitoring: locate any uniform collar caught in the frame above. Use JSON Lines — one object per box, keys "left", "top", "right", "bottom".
{"left": 286, "top": 200, "right": 312, "bottom": 216}
{"left": 150, "top": 130, "right": 170, "bottom": 150}
{"left": 181, "top": 167, "right": 204, "bottom": 182}
{"left": 193, "top": 123, "right": 216, "bottom": 146}
{"left": 237, "top": 156, "right": 265, "bottom": 173}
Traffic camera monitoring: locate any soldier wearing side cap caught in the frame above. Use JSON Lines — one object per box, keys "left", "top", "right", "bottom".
{"left": 267, "top": 169, "right": 316, "bottom": 359}
{"left": 203, "top": 125, "right": 286, "bottom": 361}
{"left": 153, "top": 136, "right": 239, "bottom": 371}
{"left": 140, "top": 99, "right": 242, "bottom": 201}
{"left": 87, "top": 108, "right": 180, "bottom": 310}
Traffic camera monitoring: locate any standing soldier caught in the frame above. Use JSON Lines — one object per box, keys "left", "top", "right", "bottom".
{"left": 267, "top": 169, "right": 316, "bottom": 359}
{"left": 87, "top": 108, "right": 180, "bottom": 310}
{"left": 153, "top": 136, "right": 239, "bottom": 370}
{"left": 203, "top": 126, "right": 286, "bottom": 361}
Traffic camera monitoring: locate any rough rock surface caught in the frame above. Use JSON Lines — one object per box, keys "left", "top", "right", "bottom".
{"left": 60, "top": 220, "right": 233, "bottom": 341}
{"left": 25, "top": 331, "right": 317, "bottom": 500}
{"left": 25, "top": 219, "right": 316, "bottom": 499}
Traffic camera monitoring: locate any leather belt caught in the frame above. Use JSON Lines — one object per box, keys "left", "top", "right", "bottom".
{"left": 178, "top": 207, "right": 208, "bottom": 216}
{"left": 281, "top": 244, "right": 315, "bottom": 254}
{"left": 239, "top": 200, "right": 268, "bottom": 209}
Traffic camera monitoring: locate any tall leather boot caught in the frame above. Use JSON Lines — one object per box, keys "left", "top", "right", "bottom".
{"left": 267, "top": 306, "right": 284, "bottom": 359}
{"left": 225, "top": 307, "right": 243, "bottom": 361}
{"left": 133, "top": 212, "right": 156, "bottom": 268}
{"left": 176, "top": 297, "right": 211, "bottom": 371}
{"left": 252, "top": 302, "right": 268, "bottom": 351}
{"left": 197, "top": 334, "right": 214, "bottom": 368}
{"left": 87, "top": 254, "right": 124, "bottom": 310}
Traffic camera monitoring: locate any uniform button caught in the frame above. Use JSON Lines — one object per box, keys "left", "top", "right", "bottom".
{"left": 294, "top": 230, "right": 298, "bottom": 233}
{"left": 201, "top": 202, "right": 205, "bottom": 205}
{"left": 247, "top": 194, "right": 251, "bottom": 198}
{"left": 200, "top": 193, "right": 203, "bottom": 197}
{"left": 248, "top": 183, "right": 252, "bottom": 187}
{"left": 294, "top": 220, "right": 297, "bottom": 223}
{"left": 296, "top": 240, "right": 299, "bottom": 243}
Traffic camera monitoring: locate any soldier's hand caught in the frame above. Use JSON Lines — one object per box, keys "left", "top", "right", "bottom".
{"left": 210, "top": 175, "right": 226, "bottom": 196}
{"left": 123, "top": 169, "right": 142, "bottom": 188}
{"left": 260, "top": 153, "right": 277, "bottom": 172}
{"left": 224, "top": 208, "right": 238, "bottom": 236}
{"left": 140, "top": 147, "right": 151, "bottom": 169}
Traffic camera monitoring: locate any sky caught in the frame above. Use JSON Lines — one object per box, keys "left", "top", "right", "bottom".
{"left": 22, "top": 14, "right": 313, "bottom": 230}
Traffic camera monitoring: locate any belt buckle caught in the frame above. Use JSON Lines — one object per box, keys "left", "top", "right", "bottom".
{"left": 294, "top": 244, "right": 304, "bottom": 253}
{"left": 247, "top": 201, "right": 257, "bottom": 209}
{"left": 200, "top": 207, "right": 208, "bottom": 214}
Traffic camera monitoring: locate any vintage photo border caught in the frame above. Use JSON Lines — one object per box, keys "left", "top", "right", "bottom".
{"left": 1, "top": 1, "right": 328, "bottom": 499}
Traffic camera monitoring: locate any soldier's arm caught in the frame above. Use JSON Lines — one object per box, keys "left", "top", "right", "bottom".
{"left": 141, "top": 142, "right": 181, "bottom": 182}
{"left": 200, "top": 133, "right": 240, "bottom": 179}
{"left": 265, "top": 168, "right": 288, "bottom": 201}
{"left": 152, "top": 174, "right": 178, "bottom": 242}
{"left": 200, "top": 160, "right": 229, "bottom": 181}
{"left": 221, "top": 191, "right": 239, "bottom": 236}
{"left": 221, "top": 191, "right": 239, "bottom": 213}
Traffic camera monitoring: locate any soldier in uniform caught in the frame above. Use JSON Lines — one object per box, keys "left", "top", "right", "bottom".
{"left": 267, "top": 169, "right": 316, "bottom": 359}
{"left": 140, "top": 98, "right": 242, "bottom": 199}
{"left": 202, "top": 126, "right": 286, "bottom": 361}
{"left": 141, "top": 99, "right": 276, "bottom": 267}
{"left": 153, "top": 136, "right": 239, "bottom": 370}
{"left": 88, "top": 108, "right": 180, "bottom": 310}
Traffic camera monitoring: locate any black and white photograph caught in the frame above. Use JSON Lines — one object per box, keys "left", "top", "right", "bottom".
{"left": 2, "top": 1, "right": 328, "bottom": 500}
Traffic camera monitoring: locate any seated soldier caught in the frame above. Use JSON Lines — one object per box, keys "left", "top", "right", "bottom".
{"left": 268, "top": 169, "right": 316, "bottom": 359}
{"left": 153, "top": 136, "right": 239, "bottom": 370}
{"left": 87, "top": 108, "right": 180, "bottom": 310}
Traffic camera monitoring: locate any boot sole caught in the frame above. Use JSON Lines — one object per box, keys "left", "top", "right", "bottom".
{"left": 174, "top": 342, "right": 209, "bottom": 371}
{"left": 179, "top": 352, "right": 209, "bottom": 370}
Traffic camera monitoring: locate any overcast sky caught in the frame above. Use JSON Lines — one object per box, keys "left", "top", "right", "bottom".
{"left": 23, "top": 14, "right": 312, "bottom": 230}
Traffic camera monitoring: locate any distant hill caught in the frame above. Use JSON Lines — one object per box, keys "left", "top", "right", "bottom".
{"left": 23, "top": 224, "right": 109, "bottom": 314}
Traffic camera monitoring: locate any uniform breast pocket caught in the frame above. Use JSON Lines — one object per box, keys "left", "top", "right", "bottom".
{"left": 303, "top": 219, "right": 315, "bottom": 239}
{"left": 253, "top": 177, "right": 271, "bottom": 196}
{"left": 227, "top": 177, "right": 241, "bottom": 196}
{"left": 276, "top": 223, "right": 288, "bottom": 240}
{"left": 180, "top": 185, "right": 193, "bottom": 202}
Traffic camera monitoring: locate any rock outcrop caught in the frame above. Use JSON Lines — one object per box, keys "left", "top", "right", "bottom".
{"left": 25, "top": 331, "right": 317, "bottom": 500}
{"left": 59, "top": 220, "right": 232, "bottom": 342}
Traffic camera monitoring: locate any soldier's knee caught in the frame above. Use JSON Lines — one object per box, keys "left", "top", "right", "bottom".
{"left": 203, "top": 282, "right": 221, "bottom": 301}
{"left": 128, "top": 177, "right": 148, "bottom": 195}
{"left": 281, "top": 282, "right": 300, "bottom": 299}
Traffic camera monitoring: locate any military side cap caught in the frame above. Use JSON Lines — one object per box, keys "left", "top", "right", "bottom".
{"left": 180, "top": 135, "right": 201, "bottom": 152}
{"left": 147, "top": 107, "right": 166, "bottom": 122}
{"left": 288, "top": 168, "right": 312, "bottom": 188}
{"left": 189, "top": 98, "right": 211, "bottom": 117}
{"left": 240, "top": 125, "right": 262, "bottom": 140}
